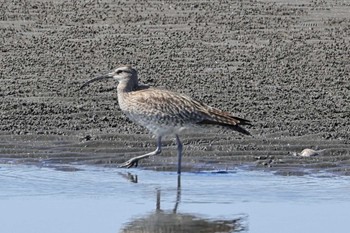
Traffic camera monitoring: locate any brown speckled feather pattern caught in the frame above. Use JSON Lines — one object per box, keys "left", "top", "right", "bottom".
{"left": 81, "top": 66, "right": 250, "bottom": 173}
{"left": 118, "top": 88, "right": 251, "bottom": 136}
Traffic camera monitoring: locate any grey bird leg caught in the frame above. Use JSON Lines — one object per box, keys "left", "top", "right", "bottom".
{"left": 175, "top": 134, "right": 183, "bottom": 174}
{"left": 119, "top": 136, "right": 162, "bottom": 168}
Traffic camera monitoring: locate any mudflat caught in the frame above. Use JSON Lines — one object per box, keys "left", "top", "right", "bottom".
{"left": 1, "top": 0, "right": 349, "bottom": 175}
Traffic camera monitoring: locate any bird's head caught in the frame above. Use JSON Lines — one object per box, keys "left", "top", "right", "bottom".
{"left": 79, "top": 65, "right": 138, "bottom": 91}
{"left": 107, "top": 65, "right": 138, "bottom": 82}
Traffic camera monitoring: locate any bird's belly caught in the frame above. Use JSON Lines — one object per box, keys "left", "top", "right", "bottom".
{"left": 125, "top": 112, "right": 190, "bottom": 136}
{"left": 146, "top": 123, "right": 190, "bottom": 137}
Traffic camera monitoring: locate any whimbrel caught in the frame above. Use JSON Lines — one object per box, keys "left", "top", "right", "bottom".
{"left": 80, "top": 65, "right": 251, "bottom": 174}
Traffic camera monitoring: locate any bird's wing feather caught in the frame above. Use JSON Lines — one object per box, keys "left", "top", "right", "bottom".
{"left": 123, "top": 89, "right": 207, "bottom": 123}
{"left": 123, "top": 88, "right": 250, "bottom": 132}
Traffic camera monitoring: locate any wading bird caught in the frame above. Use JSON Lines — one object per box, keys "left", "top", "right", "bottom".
{"left": 80, "top": 65, "right": 251, "bottom": 174}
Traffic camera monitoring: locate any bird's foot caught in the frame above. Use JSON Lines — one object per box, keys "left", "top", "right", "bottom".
{"left": 119, "top": 158, "right": 139, "bottom": 168}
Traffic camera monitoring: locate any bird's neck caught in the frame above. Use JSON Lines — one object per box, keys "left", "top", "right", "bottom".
{"left": 117, "top": 79, "right": 138, "bottom": 93}
{"left": 117, "top": 79, "right": 138, "bottom": 111}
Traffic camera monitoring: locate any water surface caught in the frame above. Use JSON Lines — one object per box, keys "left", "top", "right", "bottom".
{"left": 1, "top": 164, "right": 349, "bottom": 233}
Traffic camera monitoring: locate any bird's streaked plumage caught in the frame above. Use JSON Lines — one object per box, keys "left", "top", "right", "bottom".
{"left": 80, "top": 65, "right": 251, "bottom": 174}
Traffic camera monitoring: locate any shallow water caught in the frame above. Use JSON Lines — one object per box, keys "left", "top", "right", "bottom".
{"left": 1, "top": 164, "right": 350, "bottom": 233}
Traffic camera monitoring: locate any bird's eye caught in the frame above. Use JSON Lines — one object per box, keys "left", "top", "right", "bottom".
{"left": 116, "top": 70, "right": 123, "bottom": 74}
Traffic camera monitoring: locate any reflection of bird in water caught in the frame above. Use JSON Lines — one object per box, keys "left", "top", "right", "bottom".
{"left": 117, "top": 172, "right": 138, "bottom": 183}
{"left": 119, "top": 175, "right": 245, "bottom": 233}
{"left": 80, "top": 65, "right": 251, "bottom": 174}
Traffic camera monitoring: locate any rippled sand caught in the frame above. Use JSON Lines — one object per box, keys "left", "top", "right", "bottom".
{"left": 1, "top": 0, "right": 349, "bottom": 174}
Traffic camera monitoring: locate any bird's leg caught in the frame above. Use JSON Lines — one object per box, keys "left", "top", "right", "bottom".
{"left": 175, "top": 134, "right": 183, "bottom": 174}
{"left": 119, "top": 136, "right": 162, "bottom": 168}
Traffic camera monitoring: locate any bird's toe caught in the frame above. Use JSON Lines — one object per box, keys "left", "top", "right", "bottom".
{"left": 119, "top": 158, "right": 138, "bottom": 168}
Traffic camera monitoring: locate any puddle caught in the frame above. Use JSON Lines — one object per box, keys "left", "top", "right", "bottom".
{"left": 1, "top": 164, "right": 350, "bottom": 233}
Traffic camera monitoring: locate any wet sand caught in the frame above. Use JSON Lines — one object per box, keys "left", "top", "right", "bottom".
{"left": 1, "top": 0, "right": 349, "bottom": 175}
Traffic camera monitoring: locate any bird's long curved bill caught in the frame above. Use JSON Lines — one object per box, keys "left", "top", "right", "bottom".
{"left": 78, "top": 74, "right": 113, "bottom": 91}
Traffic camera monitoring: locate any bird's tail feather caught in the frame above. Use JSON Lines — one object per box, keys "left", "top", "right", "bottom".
{"left": 197, "top": 107, "right": 251, "bottom": 135}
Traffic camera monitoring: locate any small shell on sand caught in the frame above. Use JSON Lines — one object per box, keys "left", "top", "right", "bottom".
{"left": 295, "top": 149, "right": 326, "bottom": 157}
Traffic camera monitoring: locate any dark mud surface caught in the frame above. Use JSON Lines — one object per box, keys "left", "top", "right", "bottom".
{"left": 1, "top": 0, "right": 349, "bottom": 175}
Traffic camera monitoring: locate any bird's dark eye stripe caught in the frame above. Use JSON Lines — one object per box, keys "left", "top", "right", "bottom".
{"left": 116, "top": 70, "right": 131, "bottom": 74}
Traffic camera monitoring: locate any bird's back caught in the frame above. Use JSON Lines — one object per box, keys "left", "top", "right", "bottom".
{"left": 118, "top": 88, "right": 251, "bottom": 136}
